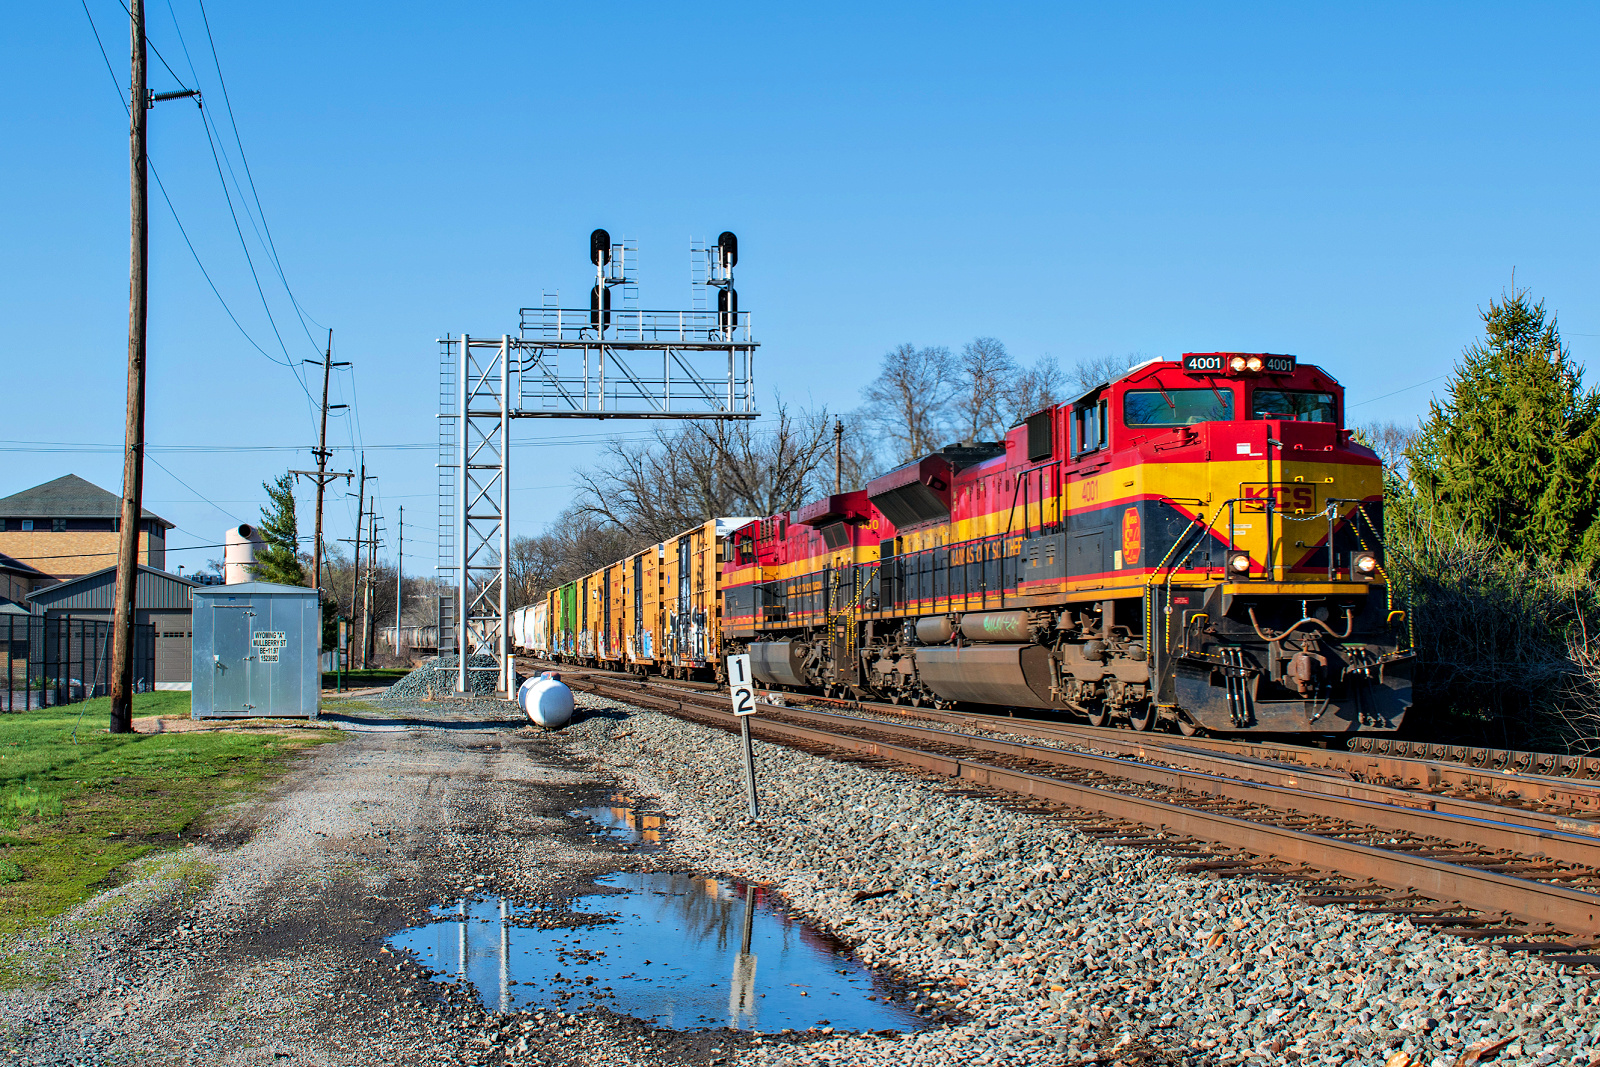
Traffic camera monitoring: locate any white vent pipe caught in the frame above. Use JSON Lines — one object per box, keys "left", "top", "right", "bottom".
{"left": 224, "top": 524, "right": 266, "bottom": 584}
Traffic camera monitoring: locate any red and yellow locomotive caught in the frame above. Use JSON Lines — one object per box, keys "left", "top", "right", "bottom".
{"left": 721, "top": 354, "right": 1412, "bottom": 735}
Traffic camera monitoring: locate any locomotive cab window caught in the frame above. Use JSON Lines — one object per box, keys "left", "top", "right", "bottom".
{"left": 1251, "top": 389, "right": 1338, "bottom": 424}
{"left": 1072, "top": 399, "right": 1108, "bottom": 456}
{"left": 1123, "top": 388, "right": 1234, "bottom": 428}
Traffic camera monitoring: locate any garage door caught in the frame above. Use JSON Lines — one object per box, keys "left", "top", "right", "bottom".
{"left": 151, "top": 612, "right": 192, "bottom": 684}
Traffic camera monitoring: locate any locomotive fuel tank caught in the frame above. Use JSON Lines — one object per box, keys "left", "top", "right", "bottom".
{"left": 912, "top": 643, "right": 1058, "bottom": 709}
{"left": 749, "top": 640, "right": 810, "bottom": 687}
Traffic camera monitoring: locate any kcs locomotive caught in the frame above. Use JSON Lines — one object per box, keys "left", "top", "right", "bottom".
{"left": 533, "top": 354, "right": 1413, "bottom": 735}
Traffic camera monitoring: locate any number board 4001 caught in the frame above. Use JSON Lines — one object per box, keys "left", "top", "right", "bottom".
{"left": 1182, "top": 353, "right": 1297, "bottom": 374}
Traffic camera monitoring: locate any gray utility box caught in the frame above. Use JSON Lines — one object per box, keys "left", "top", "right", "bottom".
{"left": 191, "top": 581, "right": 320, "bottom": 719}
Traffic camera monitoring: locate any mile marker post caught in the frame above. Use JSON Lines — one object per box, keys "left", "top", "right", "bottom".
{"left": 726, "top": 653, "right": 758, "bottom": 818}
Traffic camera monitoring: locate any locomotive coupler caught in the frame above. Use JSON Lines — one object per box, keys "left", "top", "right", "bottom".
{"left": 1286, "top": 635, "right": 1328, "bottom": 698}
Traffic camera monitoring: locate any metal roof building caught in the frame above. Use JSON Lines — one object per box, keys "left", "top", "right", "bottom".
{"left": 26, "top": 565, "right": 197, "bottom": 689}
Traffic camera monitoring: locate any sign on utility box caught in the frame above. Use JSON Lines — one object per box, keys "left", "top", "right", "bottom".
{"left": 727, "top": 653, "right": 759, "bottom": 819}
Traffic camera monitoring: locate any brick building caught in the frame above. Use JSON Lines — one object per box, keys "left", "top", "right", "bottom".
{"left": 0, "top": 475, "right": 171, "bottom": 581}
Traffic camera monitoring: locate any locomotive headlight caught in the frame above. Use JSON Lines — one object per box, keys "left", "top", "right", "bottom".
{"left": 1353, "top": 552, "right": 1379, "bottom": 576}
{"left": 1246, "top": 356, "right": 1264, "bottom": 372}
{"left": 1227, "top": 551, "right": 1252, "bottom": 576}
{"left": 1229, "top": 355, "right": 1248, "bottom": 373}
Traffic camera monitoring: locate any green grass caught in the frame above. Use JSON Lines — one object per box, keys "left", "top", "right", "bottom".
{"left": 0, "top": 692, "right": 341, "bottom": 939}
{"left": 320, "top": 668, "right": 409, "bottom": 690}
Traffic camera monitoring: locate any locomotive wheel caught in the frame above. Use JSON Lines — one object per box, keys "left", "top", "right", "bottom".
{"left": 1127, "top": 704, "right": 1155, "bottom": 732}
{"left": 1177, "top": 715, "right": 1201, "bottom": 737}
{"left": 1085, "top": 705, "right": 1110, "bottom": 728}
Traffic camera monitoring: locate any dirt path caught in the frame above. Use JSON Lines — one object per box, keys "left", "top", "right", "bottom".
{"left": 0, "top": 696, "right": 725, "bottom": 1067}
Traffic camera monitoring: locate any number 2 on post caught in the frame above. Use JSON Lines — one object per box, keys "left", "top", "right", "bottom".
{"left": 726, "top": 654, "right": 756, "bottom": 716}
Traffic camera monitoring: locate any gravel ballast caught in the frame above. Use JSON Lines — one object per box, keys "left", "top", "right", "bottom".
{"left": 558, "top": 694, "right": 1600, "bottom": 1067}
{"left": 382, "top": 653, "right": 515, "bottom": 701}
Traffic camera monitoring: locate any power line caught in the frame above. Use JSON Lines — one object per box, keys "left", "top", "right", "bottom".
{"left": 193, "top": 0, "right": 326, "bottom": 352}
{"left": 80, "top": 0, "right": 318, "bottom": 403}
{"left": 108, "top": 0, "right": 190, "bottom": 91}
{"left": 1347, "top": 375, "right": 1447, "bottom": 409}
{"left": 146, "top": 452, "right": 244, "bottom": 524}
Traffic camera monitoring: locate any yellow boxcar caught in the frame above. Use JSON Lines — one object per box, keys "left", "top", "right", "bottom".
{"left": 659, "top": 517, "right": 752, "bottom": 680}
{"left": 623, "top": 543, "right": 665, "bottom": 673}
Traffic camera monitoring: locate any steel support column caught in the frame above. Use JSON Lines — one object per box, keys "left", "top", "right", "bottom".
{"left": 456, "top": 334, "right": 510, "bottom": 693}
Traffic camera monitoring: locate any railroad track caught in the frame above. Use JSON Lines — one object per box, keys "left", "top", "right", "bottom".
{"left": 523, "top": 658, "right": 1600, "bottom": 970}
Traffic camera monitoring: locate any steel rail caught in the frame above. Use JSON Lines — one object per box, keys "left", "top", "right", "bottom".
{"left": 799, "top": 693, "right": 1600, "bottom": 815}
{"left": 527, "top": 657, "right": 1600, "bottom": 814}
{"left": 568, "top": 673, "right": 1600, "bottom": 937}
{"left": 730, "top": 702, "right": 1600, "bottom": 872}
{"left": 598, "top": 667, "right": 1600, "bottom": 837}
{"left": 595, "top": 678, "right": 1600, "bottom": 871}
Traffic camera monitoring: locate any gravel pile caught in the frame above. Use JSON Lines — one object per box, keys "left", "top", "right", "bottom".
{"left": 381, "top": 654, "right": 515, "bottom": 702}
{"left": 558, "top": 695, "right": 1600, "bottom": 1067}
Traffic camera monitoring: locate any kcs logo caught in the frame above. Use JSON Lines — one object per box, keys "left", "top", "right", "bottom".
{"left": 1241, "top": 484, "right": 1316, "bottom": 512}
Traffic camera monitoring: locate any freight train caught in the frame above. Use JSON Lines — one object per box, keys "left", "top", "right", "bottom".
{"left": 516, "top": 354, "right": 1413, "bottom": 735}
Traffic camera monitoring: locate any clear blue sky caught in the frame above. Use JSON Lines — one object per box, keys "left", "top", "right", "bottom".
{"left": 4, "top": 2, "right": 1597, "bottom": 577}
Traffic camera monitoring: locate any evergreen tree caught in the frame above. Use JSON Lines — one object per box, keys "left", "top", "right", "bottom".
{"left": 1408, "top": 287, "right": 1600, "bottom": 570}
{"left": 255, "top": 473, "right": 309, "bottom": 586}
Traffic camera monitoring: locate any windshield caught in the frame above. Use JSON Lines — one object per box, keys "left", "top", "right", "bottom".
{"left": 1124, "top": 388, "right": 1234, "bottom": 428}
{"left": 1252, "top": 390, "right": 1337, "bottom": 423}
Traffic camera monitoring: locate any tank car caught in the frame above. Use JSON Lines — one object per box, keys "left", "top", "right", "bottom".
{"left": 721, "top": 354, "right": 1412, "bottom": 735}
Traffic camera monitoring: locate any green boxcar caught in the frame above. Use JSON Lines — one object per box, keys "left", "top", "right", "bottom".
{"left": 557, "top": 581, "right": 578, "bottom": 656}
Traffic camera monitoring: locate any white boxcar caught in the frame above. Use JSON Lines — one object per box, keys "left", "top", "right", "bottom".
{"left": 527, "top": 602, "right": 549, "bottom": 654}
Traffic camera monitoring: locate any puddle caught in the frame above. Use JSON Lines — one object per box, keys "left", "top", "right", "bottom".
{"left": 389, "top": 872, "right": 927, "bottom": 1033}
{"left": 572, "top": 793, "right": 669, "bottom": 847}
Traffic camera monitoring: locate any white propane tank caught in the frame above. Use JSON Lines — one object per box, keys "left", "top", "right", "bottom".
{"left": 518, "top": 671, "right": 574, "bottom": 730}
{"left": 223, "top": 524, "right": 266, "bottom": 584}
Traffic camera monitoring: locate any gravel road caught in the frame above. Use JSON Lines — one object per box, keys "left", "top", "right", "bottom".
{"left": 4, "top": 688, "right": 1597, "bottom": 1067}
{"left": 0, "top": 695, "right": 741, "bottom": 1066}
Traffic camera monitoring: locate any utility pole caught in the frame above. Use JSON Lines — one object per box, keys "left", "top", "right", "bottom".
{"left": 834, "top": 418, "right": 844, "bottom": 495}
{"left": 109, "top": 0, "right": 197, "bottom": 733}
{"left": 394, "top": 504, "right": 403, "bottom": 659}
{"left": 292, "top": 331, "right": 350, "bottom": 594}
{"left": 345, "top": 458, "right": 367, "bottom": 669}
{"left": 360, "top": 511, "right": 376, "bottom": 671}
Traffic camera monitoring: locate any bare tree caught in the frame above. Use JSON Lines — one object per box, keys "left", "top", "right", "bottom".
{"left": 821, "top": 409, "right": 883, "bottom": 493}
{"left": 572, "top": 397, "right": 834, "bottom": 544}
{"left": 1006, "top": 355, "right": 1069, "bottom": 422}
{"left": 861, "top": 343, "right": 955, "bottom": 464}
{"left": 1069, "top": 353, "right": 1141, "bottom": 394}
{"left": 952, "top": 337, "right": 1019, "bottom": 444}
{"left": 1354, "top": 420, "right": 1417, "bottom": 475}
